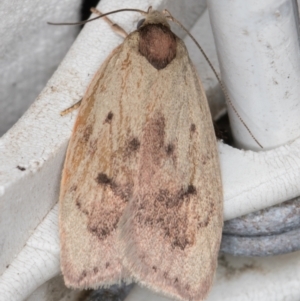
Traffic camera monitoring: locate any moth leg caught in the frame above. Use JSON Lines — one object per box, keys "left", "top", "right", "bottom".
{"left": 60, "top": 99, "right": 82, "bottom": 116}
{"left": 90, "top": 8, "right": 128, "bottom": 38}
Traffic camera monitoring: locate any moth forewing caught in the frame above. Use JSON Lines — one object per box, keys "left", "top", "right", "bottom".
{"left": 59, "top": 7, "right": 223, "bottom": 301}
{"left": 119, "top": 34, "right": 222, "bottom": 301}
{"left": 59, "top": 44, "right": 131, "bottom": 288}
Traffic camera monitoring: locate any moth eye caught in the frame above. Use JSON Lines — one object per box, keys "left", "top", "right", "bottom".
{"left": 137, "top": 18, "right": 145, "bottom": 29}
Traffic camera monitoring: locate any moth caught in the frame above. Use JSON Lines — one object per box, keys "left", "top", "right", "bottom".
{"left": 59, "top": 7, "right": 223, "bottom": 301}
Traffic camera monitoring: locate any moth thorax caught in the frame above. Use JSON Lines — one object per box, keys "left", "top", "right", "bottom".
{"left": 138, "top": 22, "right": 177, "bottom": 70}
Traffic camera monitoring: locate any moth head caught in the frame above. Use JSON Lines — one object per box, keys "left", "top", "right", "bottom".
{"left": 137, "top": 7, "right": 177, "bottom": 70}
{"left": 138, "top": 7, "right": 171, "bottom": 29}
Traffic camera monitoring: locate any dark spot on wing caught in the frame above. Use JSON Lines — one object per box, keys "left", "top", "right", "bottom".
{"left": 112, "top": 183, "right": 132, "bottom": 203}
{"left": 96, "top": 173, "right": 133, "bottom": 201}
{"left": 142, "top": 114, "right": 166, "bottom": 167}
{"left": 128, "top": 137, "right": 140, "bottom": 152}
{"left": 190, "top": 123, "right": 196, "bottom": 133}
{"left": 187, "top": 185, "right": 196, "bottom": 195}
{"left": 166, "top": 143, "right": 174, "bottom": 155}
{"left": 198, "top": 201, "right": 215, "bottom": 228}
{"left": 79, "top": 270, "right": 87, "bottom": 282}
{"left": 105, "top": 111, "right": 113, "bottom": 123}
{"left": 88, "top": 221, "right": 118, "bottom": 239}
{"left": 93, "top": 267, "right": 98, "bottom": 274}
{"left": 106, "top": 262, "right": 110, "bottom": 268}
{"left": 83, "top": 125, "right": 93, "bottom": 142}
{"left": 136, "top": 183, "right": 202, "bottom": 251}
{"left": 157, "top": 189, "right": 181, "bottom": 208}
{"left": 96, "top": 173, "right": 111, "bottom": 185}
{"left": 17, "top": 165, "right": 26, "bottom": 171}
{"left": 88, "top": 139, "right": 98, "bottom": 156}
{"left": 139, "top": 23, "right": 177, "bottom": 70}
{"left": 70, "top": 185, "right": 77, "bottom": 192}
{"left": 87, "top": 179, "right": 133, "bottom": 240}
{"left": 76, "top": 199, "right": 81, "bottom": 209}
{"left": 173, "top": 236, "right": 191, "bottom": 250}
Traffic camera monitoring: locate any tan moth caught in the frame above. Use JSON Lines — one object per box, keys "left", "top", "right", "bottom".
{"left": 59, "top": 7, "right": 223, "bottom": 301}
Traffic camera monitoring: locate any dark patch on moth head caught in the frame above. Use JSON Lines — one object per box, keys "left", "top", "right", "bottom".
{"left": 96, "top": 173, "right": 111, "bottom": 185}
{"left": 138, "top": 23, "right": 177, "bottom": 70}
{"left": 105, "top": 111, "right": 113, "bottom": 123}
{"left": 17, "top": 165, "right": 26, "bottom": 171}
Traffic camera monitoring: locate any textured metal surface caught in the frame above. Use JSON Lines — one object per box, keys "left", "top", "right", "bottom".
{"left": 221, "top": 197, "right": 300, "bottom": 256}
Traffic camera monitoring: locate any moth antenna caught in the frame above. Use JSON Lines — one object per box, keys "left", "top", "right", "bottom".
{"left": 90, "top": 8, "right": 128, "bottom": 38}
{"left": 47, "top": 8, "right": 147, "bottom": 26}
{"left": 164, "top": 10, "right": 263, "bottom": 149}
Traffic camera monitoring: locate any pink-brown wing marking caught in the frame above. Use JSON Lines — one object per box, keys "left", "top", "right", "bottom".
{"left": 119, "top": 38, "right": 223, "bottom": 301}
